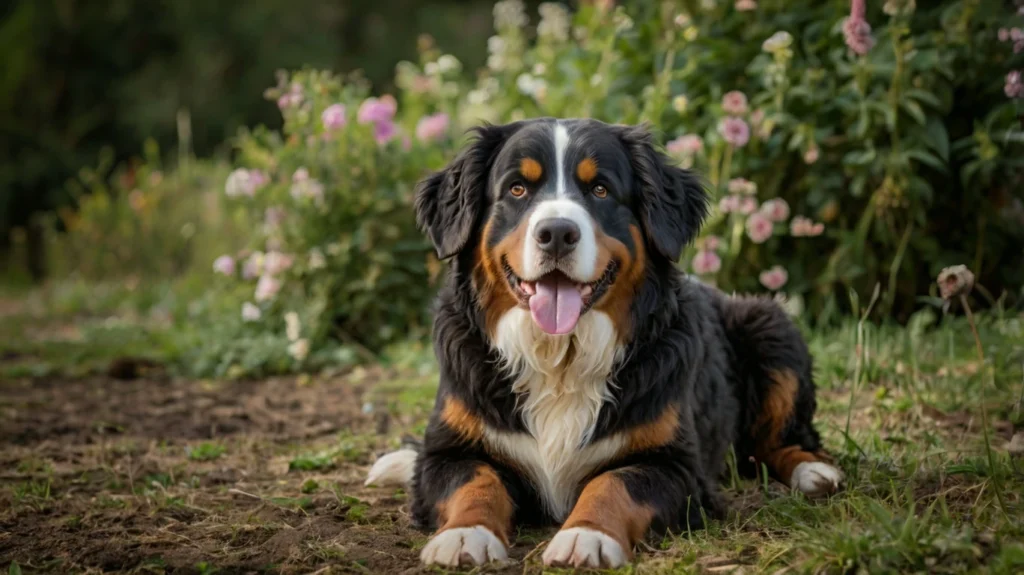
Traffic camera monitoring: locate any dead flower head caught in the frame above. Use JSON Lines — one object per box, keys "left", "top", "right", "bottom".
{"left": 937, "top": 265, "right": 975, "bottom": 300}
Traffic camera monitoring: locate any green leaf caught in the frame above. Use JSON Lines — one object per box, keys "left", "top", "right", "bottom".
{"left": 906, "top": 148, "right": 947, "bottom": 172}
{"left": 925, "top": 119, "right": 950, "bottom": 161}
{"left": 843, "top": 149, "right": 876, "bottom": 167}
{"left": 906, "top": 88, "right": 942, "bottom": 109}
{"left": 901, "top": 100, "right": 927, "bottom": 125}
{"left": 9, "top": 563, "right": 22, "bottom": 575}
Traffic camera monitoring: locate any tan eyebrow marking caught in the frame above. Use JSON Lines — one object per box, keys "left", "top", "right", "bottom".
{"left": 520, "top": 158, "right": 543, "bottom": 182}
{"left": 576, "top": 157, "right": 598, "bottom": 183}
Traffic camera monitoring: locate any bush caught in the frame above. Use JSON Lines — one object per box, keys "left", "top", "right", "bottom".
{"left": 204, "top": 0, "right": 1023, "bottom": 374}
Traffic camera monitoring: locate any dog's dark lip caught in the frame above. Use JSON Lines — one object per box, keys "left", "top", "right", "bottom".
{"left": 501, "top": 256, "right": 619, "bottom": 314}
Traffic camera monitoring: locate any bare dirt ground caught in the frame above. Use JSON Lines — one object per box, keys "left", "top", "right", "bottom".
{"left": 0, "top": 370, "right": 455, "bottom": 575}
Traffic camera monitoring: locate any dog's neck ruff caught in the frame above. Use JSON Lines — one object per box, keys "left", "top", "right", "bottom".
{"left": 488, "top": 308, "right": 622, "bottom": 519}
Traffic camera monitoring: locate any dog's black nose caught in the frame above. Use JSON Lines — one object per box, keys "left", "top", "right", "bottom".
{"left": 534, "top": 218, "right": 581, "bottom": 258}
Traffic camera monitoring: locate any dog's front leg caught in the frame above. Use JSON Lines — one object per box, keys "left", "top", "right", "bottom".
{"left": 414, "top": 456, "right": 514, "bottom": 568}
{"left": 542, "top": 459, "right": 718, "bottom": 569}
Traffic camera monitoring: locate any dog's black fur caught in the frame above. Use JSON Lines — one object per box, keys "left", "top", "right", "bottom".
{"left": 387, "top": 118, "right": 832, "bottom": 567}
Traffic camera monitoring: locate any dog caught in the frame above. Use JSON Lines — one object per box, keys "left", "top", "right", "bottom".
{"left": 364, "top": 118, "right": 842, "bottom": 569}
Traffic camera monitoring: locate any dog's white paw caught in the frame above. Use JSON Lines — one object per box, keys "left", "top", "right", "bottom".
{"left": 542, "top": 527, "right": 628, "bottom": 569}
{"left": 791, "top": 461, "right": 843, "bottom": 497}
{"left": 420, "top": 526, "right": 508, "bottom": 567}
{"left": 364, "top": 449, "right": 417, "bottom": 487}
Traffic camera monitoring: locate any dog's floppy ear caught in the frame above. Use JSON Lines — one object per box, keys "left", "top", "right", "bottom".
{"left": 617, "top": 124, "right": 709, "bottom": 261}
{"left": 414, "top": 122, "right": 522, "bottom": 260}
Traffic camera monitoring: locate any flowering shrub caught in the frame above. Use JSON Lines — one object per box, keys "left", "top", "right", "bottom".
{"left": 204, "top": 0, "right": 1023, "bottom": 373}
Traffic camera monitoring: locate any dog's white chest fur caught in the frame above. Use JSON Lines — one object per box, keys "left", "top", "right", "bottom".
{"left": 487, "top": 308, "right": 623, "bottom": 519}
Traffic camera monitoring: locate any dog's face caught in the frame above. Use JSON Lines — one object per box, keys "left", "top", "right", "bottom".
{"left": 415, "top": 119, "right": 708, "bottom": 338}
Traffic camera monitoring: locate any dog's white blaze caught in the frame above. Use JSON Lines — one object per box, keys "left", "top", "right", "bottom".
{"left": 553, "top": 122, "right": 571, "bottom": 198}
{"left": 487, "top": 308, "right": 621, "bottom": 519}
{"left": 522, "top": 199, "right": 599, "bottom": 281}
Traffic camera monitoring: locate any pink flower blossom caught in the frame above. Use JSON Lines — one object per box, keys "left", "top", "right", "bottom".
{"left": 751, "top": 108, "right": 765, "bottom": 126}
{"left": 293, "top": 167, "right": 309, "bottom": 182}
{"left": 728, "top": 178, "right": 757, "bottom": 195}
{"left": 722, "top": 91, "right": 749, "bottom": 116}
{"left": 759, "top": 265, "right": 789, "bottom": 290}
{"left": 374, "top": 120, "right": 398, "bottom": 144}
{"left": 265, "top": 207, "right": 286, "bottom": 230}
{"left": 225, "top": 168, "right": 268, "bottom": 197}
{"left": 1012, "top": 28, "right": 1024, "bottom": 42}
{"left": 667, "top": 134, "right": 703, "bottom": 156}
{"left": 739, "top": 196, "right": 759, "bottom": 215}
{"left": 702, "top": 235, "right": 722, "bottom": 251}
{"left": 1006, "top": 71, "right": 1023, "bottom": 99}
{"left": 843, "top": 0, "right": 875, "bottom": 55}
{"left": 760, "top": 198, "right": 790, "bottom": 222}
{"left": 735, "top": 0, "right": 757, "bottom": 11}
{"left": 415, "top": 113, "right": 451, "bottom": 142}
{"left": 718, "top": 117, "right": 751, "bottom": 148}
{"left": 254, "top": 275, "right": 282, "bottom": 302}
{"left": 804, "top": 146, "right": 820, "bottom": 164}
{"left": 241, "top": 302, "right": 261, "bottom": 322}
{"left": 746, "top": 212, "right": 773, "bottom": 243}
{"left": 691, "top": 250, "right": 722, "bottom": 275}
{"left": 321, "top": 104, "right": 347, "bottom": 131}
{"left": 719, "top": 194, "right": 742, "bottom": 214}
{"left": 790, "top": 216, "right": 825, "bottom": 237}
{"left": 213, "top": 255, "right": 235, "bottom": 276}
{"left": 999, "top": 28, "right": 1010, "bottom": 42}
{"left": 357, "top": 95, "right": 398, "bottom": 124}
{"left": 263, "top": 252, "right": 294, "bottom": 276}
{"left": 242, "top": 252, "right": 264, "bottom": 279}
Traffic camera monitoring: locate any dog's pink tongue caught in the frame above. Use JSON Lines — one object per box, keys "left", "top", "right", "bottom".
{"left": 529, "top": 274, "right": 582, "bottom": 335}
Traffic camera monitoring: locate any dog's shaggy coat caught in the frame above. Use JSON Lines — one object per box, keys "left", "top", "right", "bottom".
{"left": 365, "top": 118, "right": 842, "bottom": 569}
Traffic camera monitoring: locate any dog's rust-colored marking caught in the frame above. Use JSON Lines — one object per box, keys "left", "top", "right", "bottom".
{"left": 474, "top": 219, "right": 525, "bottom": 337}
{"left": 441, "top": 396, "right": 484, "bottom": 443}
{"left": 576, "top": 157, "right": 598, "bottom": 183}
{"left": 753, "top": 370, "right": 833, "bottom": 488}
{"left": 594, "top": 224, "right": 646, "bottom": 338}
{"left": 626, "top": 404, "right": 679, "bottom": 453}
{"left": 520, "top": 158, "right": 543, "bottom": 183}
{"left": 560, "top": 472, "right": 654, "bottom": 557}
{"left": 435, "top": 465, "right": 514, "bottom": 545}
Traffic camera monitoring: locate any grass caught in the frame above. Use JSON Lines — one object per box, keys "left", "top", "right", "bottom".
{"left": 1, "top": 284, "right": 1023, "bottom": 573}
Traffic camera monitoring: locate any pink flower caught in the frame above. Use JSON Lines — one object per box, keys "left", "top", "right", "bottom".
{"left": 321, "top": 104, "right": 347, "bottom": 131}
{"left": 718, "top": 194, "right": 742, "bottom": 214}
{"left": 293, "top": 167, "right": 309, "bottom": 183}
{"left": 760, "top": 198, "right": 790, "bottom": 222}
{"left": 999, "top": 28, "right": 1010, "bottom": 42}
{"left": 265, "top": 207, "right": 286, "bottom": 230}
{"left": 739, "top": 196, "right": 759, "bottom": 215}
{"left": 374, "top": 120, "right": 398, "bottom": 144}
{"left": 1012, "top": 28, "right": 1024, "bottom": 41}
{"left": 242, "top": 252, "right": 264, "bottom": 279}
{"left": 213, "top": 255, "right": 235, "bottom": 276}
{"left": 790, "top": 216, "right": 825, "bottom": 237}
{"left": 263, "top": 252, "right": 294, "bottom": 276}
{"left": 691, "top": 250, "right": 722, "bottom": 275}
{"left": 357, "top": 95, "right": 398, "bottom": 124}
{"left": 735, "top": 0, "right": 757, "bottom": 11}
{"left": 415, "top": 113, "right": 451, "bottom": 142}
{"left": 225, "top": 168, "right": 268, "bottom": 197}
{"left": 718, "top": 117, "right": 751, "bottom": 148}
{"left": 1006, "top": 71, "right": 1023, "bottom": 99}
{"left": 241, "top": 302, "right": 261, "bottom": 322}
{"left": 728, "top": 178, "right": 757, "bottom": 195}
{"left": 667, "top": 134, "right": 703, "bottom": 156}
{"left": 759, "top": 266, "right": 789, "bottom": 291}
{"left": 254, "top": 275, "right": 282, "bottom": 302}
{"left": 804, "top": 146, "right": 820, "bottom": 164}
{"left": 702, "top": 235, "right": 722, "bottom": 251}
{"left": 722, "top": 91, "right": 749, "bottom": 116}
{"left": 843, "top": 0, "right": 875, "bottom": 55}
{"left": 745, "top": 212, "right": 773, "bottom": 243}
{"left": 751, "top": 108, "right": 765, "bottom": 126}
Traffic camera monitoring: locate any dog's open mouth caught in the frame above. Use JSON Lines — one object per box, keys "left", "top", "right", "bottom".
{"left": 502, "top": 257, "right": 618, "bottom": 335}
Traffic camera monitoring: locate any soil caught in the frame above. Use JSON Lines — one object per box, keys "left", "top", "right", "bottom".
{"left": 0, "top": 371, "right": 537, "bottom": 574}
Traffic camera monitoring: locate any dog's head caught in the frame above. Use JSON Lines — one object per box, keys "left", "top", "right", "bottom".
{"left": 415, "top": 118, "right": 708, "bottom": 338}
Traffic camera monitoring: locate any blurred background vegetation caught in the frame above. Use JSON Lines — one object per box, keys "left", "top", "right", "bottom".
{"left": 1, "top": 0, "right": 1023, "bottom": 379}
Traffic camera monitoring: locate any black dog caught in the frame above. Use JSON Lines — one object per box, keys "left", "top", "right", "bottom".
{"left": 365, "top": 118, "right": 841, "bottom": 569}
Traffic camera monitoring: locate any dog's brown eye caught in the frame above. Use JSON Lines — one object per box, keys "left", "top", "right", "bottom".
{"left": 510, "top": 183, "right": 527, "bottom": 197}
{"left": 592, "top": 185, "right": 608, "bottom": 198}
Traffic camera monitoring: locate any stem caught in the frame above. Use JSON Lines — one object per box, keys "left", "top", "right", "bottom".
{"left": 960, "top": 294, "right": 1009, "bottom": 520}
{"left": 720, "top": 146, "right": 734, "bottom": 191}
